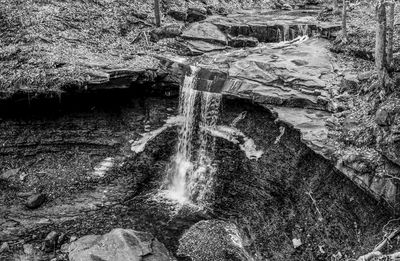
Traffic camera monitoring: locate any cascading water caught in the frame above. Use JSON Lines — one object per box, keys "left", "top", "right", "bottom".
{"left": 187, "top": 92, "right": 221, "bottom": 205}
{"left": 278, "top": 24, "right": 309, "bottom": 42}
{"left": 282, "top": 25, "right": 290, "bottom": 41}
{"left": 298, "top": 24, "right": 309, "bottom": 36}
{"left": 161, "top": 67, "right": 222, "bottom": 208}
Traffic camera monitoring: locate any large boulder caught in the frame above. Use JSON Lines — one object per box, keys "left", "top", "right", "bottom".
{"left": 68, "top": 228, "right": 174, "bottom": 261}
{"left": 182, "top": 22, "right": 228, "bottom": 45}
{"left": 177, "top": 220, "right": 252, "bottom": 261}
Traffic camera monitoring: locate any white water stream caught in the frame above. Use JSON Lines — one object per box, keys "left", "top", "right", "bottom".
{"left": 160, "top": 67, "right": 222, "bottom": 207}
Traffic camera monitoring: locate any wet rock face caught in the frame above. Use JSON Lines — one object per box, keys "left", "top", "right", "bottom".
{"left": 178, "top": 220, "right": 252, "bottom": 261}
{"left": 209, "top": 98, "right": 390, "bottom": 260}
{"left": 68, "top": 228, "right": 174, "bottom": 261}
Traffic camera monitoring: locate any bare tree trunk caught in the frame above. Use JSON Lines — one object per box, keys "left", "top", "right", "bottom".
{"left": 341, "top": 0, "right": 348, "bottom": 43}
{"left": 334, "top": 0, "right": 339, "bottom": 14}
{"left": 386, "top": 1, "right": 395, "bottom": 69}
{"left": 154, "top": 0, "right": 161, "bottom": 27}
{"left": 375, "top": 0, "right": 387, "bottom": 83}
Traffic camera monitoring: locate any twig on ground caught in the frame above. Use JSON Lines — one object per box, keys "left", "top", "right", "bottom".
{"left": 143, "top": 31, "right": 150, "bottom": 46}
{"left": 306, "top": 190, "right": 323, "bottom": 222}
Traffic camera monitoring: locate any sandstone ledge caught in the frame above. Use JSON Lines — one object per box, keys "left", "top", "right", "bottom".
{"left": 157, "top": 37, "right": 400, "bottom": 212}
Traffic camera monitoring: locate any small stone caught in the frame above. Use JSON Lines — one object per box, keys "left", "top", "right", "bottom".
{"left": 19, "top": 172, "right": 29, "bottom": 181}
{"left": 60, "top": 243, "right": 69, "bottom": 253}
{"left": 187, "top": 7, "right": 207, "bottom": 23}
{"left": 376, "top": 108, "right": 390, "bottom": 126}
{"left": 167, "top": 9, "right": 187, "bottom": 21}
{"left": 23, "top": 244, "right": 34, "bottom": 255}
{"left": 69, "top": 236, "right": 77, "bottom": 243}
{"left": 339, "top": 76, "right": 358, "bottom": 94}
{"left": 132, "top": 11, "right": 148, "bottom": 20}
{"left": 149, "top": 24, "right": 183, "bottom": 42}
{"left": 292, "top": 238, "right": 302, "bottom": 248}
{"left": 228, "top": 36, "right": 258, "bottom": 48}
{"left": 57, "top": 233, "right": 67, "bottom": 246}
{"left": 44, "top": 231, "right": 59, "bottom": 252}
{"left": 357, "top": 70, "right": 375, "bottom": 81}
{"left": 17, "top": 191, "right": 35, "bottom": 198}
{"left": 25, "top": 193, "right": 46, "bottom": 209}
{"left": 0, "top": 242, "right": 9, "bottom": 253}
{"left": 1, "top": 168, "right": 19, "bottom": 180}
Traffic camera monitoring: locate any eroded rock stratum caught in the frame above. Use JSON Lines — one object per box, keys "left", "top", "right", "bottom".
{"left": 160, "top": 37, "right": 400, "bottom": 212}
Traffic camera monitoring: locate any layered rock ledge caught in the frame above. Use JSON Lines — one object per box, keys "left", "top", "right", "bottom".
{"left": 175, "top": 9, "right": 341, "bottom": 54}
{"left": 158, "top": 37, "right": 400, "bottom": 212}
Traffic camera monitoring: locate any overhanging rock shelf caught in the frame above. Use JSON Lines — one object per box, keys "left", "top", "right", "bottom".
{"left": 158, "top": 37, "right": 400, "bottom": 212}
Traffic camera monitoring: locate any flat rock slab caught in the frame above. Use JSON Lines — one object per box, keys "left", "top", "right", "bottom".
{"left": 181, "top": 23, "right": 228, "bottom": 45}
{"left": 198, "top": 38, "right": 336, "bottom": 111}
{"left": 181, "top": 40, "right": 228, "bottom": 54}
{"left": 158, "top": 37, "right": 337, "bottom": 111}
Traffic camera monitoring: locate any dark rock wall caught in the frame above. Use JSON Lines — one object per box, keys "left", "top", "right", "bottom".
{"left": 212, "top": 97, "right": 391, "bottom": 260}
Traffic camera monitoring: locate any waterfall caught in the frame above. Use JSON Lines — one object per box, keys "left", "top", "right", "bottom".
{"left": 162, "top": 67, "right": 222, "bottom": 208}
{"left": 278, "top": 25, "right": 308, "bottom": 42}
{"left": 298, "top": 24, "right": 309, "bottom": 36}
{"left": 282, "top": 25, "right": 290, "bottom": 41}
{"left": 187, "top": 92, "right": 221, "bottom": 205}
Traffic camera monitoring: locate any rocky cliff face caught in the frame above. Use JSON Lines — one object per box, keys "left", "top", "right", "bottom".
{"left": 158, "top": 37, "right": 400, "bottom": 213}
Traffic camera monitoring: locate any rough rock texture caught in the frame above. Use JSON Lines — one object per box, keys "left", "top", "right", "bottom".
{"left": 375, "top": 97, "right": 400, "bottom": 167}
{"left": 0, "top": 96, "right": 179, "bottom": 244}
{"left": 164, "top": 38, "right": 336, "bottom": 110}
{"left": 68, "top": 228, "right": 174, "bottom": 261}
{"left": 187, "top": 7, "right": 208, "bottom": 23}
{"left": 182, "top": 22, "right": 228, "bottom": 45}
{"left": 211, "top": 98, "right": 392, "bottom": 260}
{"left": 25, "top": 194, "right": 46, "bottom": 209}
{"left": 167, "top": 9, "right": 187, "bottom": 21}
{"left": 203, "top": 9, "right": 340, "bottom": 42}
{"left": 219, "top": 38, "right": 334, "bottom": 111}
{"left": 158, "top": 37, "right": 400, "bottom": 212}
{"left": 177, "top": 9, "right": 340, "bottom": 55}
{"left": 150, "top": 24, "right": 184, "bottom": 42}
{"left": 178, "top": 220, "right": 252, "bottom": 261}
